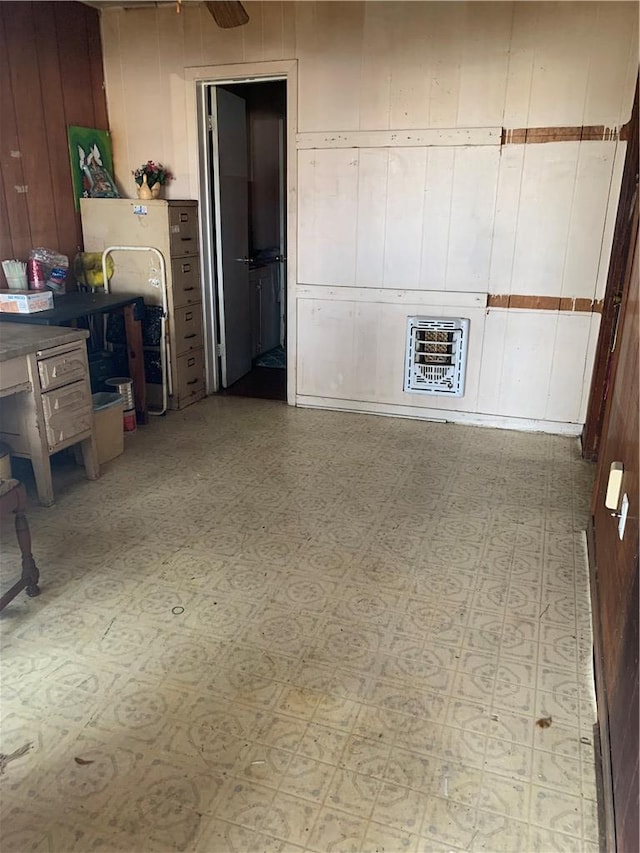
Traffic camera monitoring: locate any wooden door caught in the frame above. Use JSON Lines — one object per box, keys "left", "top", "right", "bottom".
{"left": 590, "top": 197, "right": 639, "bottom": 851}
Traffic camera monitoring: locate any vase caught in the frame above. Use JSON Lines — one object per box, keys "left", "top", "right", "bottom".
{"left": 150, "top": 182, "right": 161, "bottom": 199}
{"left": 136, "top": 174, "right": 153, "bottom": 200}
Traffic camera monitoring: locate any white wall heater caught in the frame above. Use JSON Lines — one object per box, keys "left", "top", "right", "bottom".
{"left": 404, "top": 316, "right": 470, "bottom": 397}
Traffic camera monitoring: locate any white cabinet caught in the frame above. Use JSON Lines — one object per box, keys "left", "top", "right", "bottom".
{"left": 80, "top": 199, "right": 205, "bottom": 410}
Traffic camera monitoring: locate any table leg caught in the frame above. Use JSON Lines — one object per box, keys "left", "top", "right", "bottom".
{"left": 14, "top": 486, "right": 40, "bottom": 598}
{"left": 80, "top": 435, "right": 100, "bottom": 480}
{"left": 123, "top": 303, "right": 148, "bottom": 425}
{"left": 31, "top": 453, "right": 54, "bottom": 507}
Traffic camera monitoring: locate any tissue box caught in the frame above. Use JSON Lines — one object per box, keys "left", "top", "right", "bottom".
{"left": 0, "top": 289, "right": 53, "bottom": 313}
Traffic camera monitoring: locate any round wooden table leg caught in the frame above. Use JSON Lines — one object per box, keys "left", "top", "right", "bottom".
{"left": 14, "top": 490, "right": 40, "bottom": 598}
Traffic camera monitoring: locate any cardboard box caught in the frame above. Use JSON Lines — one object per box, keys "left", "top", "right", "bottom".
{"left": 0, "top": 289, "right": 53, "bottom": 313}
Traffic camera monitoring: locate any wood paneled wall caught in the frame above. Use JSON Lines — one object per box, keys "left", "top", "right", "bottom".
{"left": 0, "top": 1, "right": 108, "bottom": 286}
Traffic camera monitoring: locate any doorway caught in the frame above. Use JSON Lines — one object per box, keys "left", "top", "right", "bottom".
{"left": 206, "top": 79, "right": 287, "bottom": 401}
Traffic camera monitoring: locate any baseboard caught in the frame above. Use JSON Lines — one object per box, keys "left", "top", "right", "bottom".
{"left": 587, "top": 519, "right": 616, "bottom": 852}
{"left": 295, "top": 395, "right": 584, "bottom": 436}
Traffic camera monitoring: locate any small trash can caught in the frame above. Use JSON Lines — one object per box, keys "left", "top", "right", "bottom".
{"left": 92, "top": 392, "right": 124, "bottom": 465}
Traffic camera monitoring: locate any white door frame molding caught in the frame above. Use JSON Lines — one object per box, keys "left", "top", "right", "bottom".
{"left": 185, "top": 60, "right": 298, "bottom": 402}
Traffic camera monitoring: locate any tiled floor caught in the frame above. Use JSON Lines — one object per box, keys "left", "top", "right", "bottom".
{"left": 0, "top": 397, "right": 599, "bottom": 852}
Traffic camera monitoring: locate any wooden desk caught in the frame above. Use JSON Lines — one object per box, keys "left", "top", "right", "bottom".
{"left": 0, "top": 325, "right": 99, "bottom": 506}
{"left": 0, "top": 292, "right": 148, "bottom": 424}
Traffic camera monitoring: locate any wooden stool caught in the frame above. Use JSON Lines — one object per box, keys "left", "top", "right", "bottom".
{"left": 0, "top": 480, "right": 40, "bottom": 611}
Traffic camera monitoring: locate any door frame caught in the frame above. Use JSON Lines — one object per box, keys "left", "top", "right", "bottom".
{"left": 184, "top": 60, "right": 297, "bottom": 402}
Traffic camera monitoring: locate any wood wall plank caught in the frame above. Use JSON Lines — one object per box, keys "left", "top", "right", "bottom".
{"left": 33, "top": 2, "right": 81, "bottom": 262}
{"left": 86, "top": 4, "right": 109, "bottom": 130}
{"left": 54, "top": 2, "right": 94, "bottom": 126}
{"left": 0, "top": 1, "right": 108, "bottom": 279}
{"left": 3, "top": 2, "right": 58, "bottom": 250}
{"left": 0, "top": 7, "right": 31, "bottom": 266}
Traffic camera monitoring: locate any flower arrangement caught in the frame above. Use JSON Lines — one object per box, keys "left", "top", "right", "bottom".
{"left": 132, "top": 161, "right": 173, "bottom": 187}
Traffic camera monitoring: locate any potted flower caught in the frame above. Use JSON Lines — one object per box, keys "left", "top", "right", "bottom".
{"left": 132, "top": 161, "right": 173, "bottom": 199}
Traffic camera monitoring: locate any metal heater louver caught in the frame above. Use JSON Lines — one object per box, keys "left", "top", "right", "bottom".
{"left": 404, "top": 316, "right": 469, "bottom": 396}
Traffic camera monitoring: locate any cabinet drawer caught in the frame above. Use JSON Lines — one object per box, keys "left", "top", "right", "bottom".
{"left": 42, "top": 381, "right": 92, "bottom": 449}
{"left": 175, "top": 350, "right": 205, "bottom": 404}
{"left": 169, "top": 206, "right": 199, "bottom": 257}
{"left": 38, "top": 347, "right": 87, "bottom": 391}
{"left": 171, "top": 257, "right": 201, "bottom": 306}
{"left": 173, "top": 305, "right": 204, "bottom": 356}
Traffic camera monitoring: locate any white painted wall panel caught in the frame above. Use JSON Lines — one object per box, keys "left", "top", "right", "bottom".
{"left": 358, "top": 2, "right": 394, "bottom": 130}
{"left": 419, "top": 148, "right": 454, "bottom": 291}
{"left": 297, "top": 295, "right": 486, "bottom": 413}
{"left": 455, "top": 2, "right": 511, "bottom": 128}
{"left": 476, "top": 309, "right": 508, "bottom": 417}
{"left": 295, "top": 1, "right": 364, "bottom": 133}
{"left": 299, "top": 145, "right": 501, "bottom": 291}
{"left": 579, "top": 313, "right": 602, "bottom": 423}
{"left": 490, "top": 311, "right": 557, "bottom": 420}
{"left": 446, "top": 147, "right": 499, "bottom": 291}
{"left": 297, "top": 299, "right": 355, "bottom": 398}
{"left": 504, "top": 2, "right": 637, "bottom": 129}
{"left": 383, "top": 149, "right": 427, "bottom": 289}
{"left": 297, "top": 149, "right": 358, "bottom": 286}
{"left": 545, "top": 313, "right": 593, "bottom": 423}
{"left": 478, "top": 309, "right": 596, "bottom": 423}
{"left": 355, "top": 149, "right": 388, "bottom": 288}
{"left": 511, "top": 143, "right": 580, "bottom": 297}
{"left": 489, "top": 146, "right": 525, "bottom": 295}
{"left": 595, "top": 142, "right": 627, "bottom": 300}
{"left": 581, "top": 3, "right": 638, "bottom": 128}
{"left": 562, "top": 143, "right": 617, "bottom": 299}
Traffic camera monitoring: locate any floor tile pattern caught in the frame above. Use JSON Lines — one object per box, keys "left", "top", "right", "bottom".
{"left": 0, "top": 398, "right": 598, "bottom": 851}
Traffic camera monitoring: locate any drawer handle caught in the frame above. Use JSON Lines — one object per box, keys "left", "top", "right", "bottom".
{"left": 184, "top": 333, "right": 197, "bottom": 339}
{"left": 180, "top": 213, "right": 189, "bottom": 222}
{"left": 187, "top": 378, "right": 198, "bottom": 386}
{"left": 181, "top": 263, "right": 191, "bottom": 273}
{"left": 180, "top": 237, "right": 193, "bottom": 242}
{"left": 188, "top": 358, "right": 196, "bottom": 367}
{"left": 183, "top": 286, "right": 195, "bottom": 291}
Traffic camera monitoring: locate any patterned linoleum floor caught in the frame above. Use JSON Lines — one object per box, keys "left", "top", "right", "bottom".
{"left": 0, "top": 397, "right": 599, "bottom": 853}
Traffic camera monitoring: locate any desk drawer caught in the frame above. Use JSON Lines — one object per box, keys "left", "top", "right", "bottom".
{"left": 173, "top": 306, "right": 204, "bottom": 356}
{"left": 171, "top": 258, "right": 201, "bottom": 307}
{"left": 38, "top": 347, "right": 87, "bottom": 391}
{"left": 42, "top": 381, "right": 92, "bottom": 449}
{"left": 169, "top": 206, "right": 199, "bottom": 257}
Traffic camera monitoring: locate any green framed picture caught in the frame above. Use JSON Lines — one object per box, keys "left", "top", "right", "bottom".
{"left": 67, "top": 125, "right": 119, "bottom": 209}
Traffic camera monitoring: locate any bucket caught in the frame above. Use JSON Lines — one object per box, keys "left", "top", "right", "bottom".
{"left": 123, "top": 408, "right": 137, "bottom": 434}
{"left": 105, "top": 377, "right": 135, "bottom": 411}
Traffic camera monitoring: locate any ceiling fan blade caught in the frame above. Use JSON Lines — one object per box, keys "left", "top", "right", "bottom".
{"left": 205, "top": 1, "right": 249, "bottom": 28}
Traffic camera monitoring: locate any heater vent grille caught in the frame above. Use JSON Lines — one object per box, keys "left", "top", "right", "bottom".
{"left": 404, "top": 316, "right": 469, "bottom": 396}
